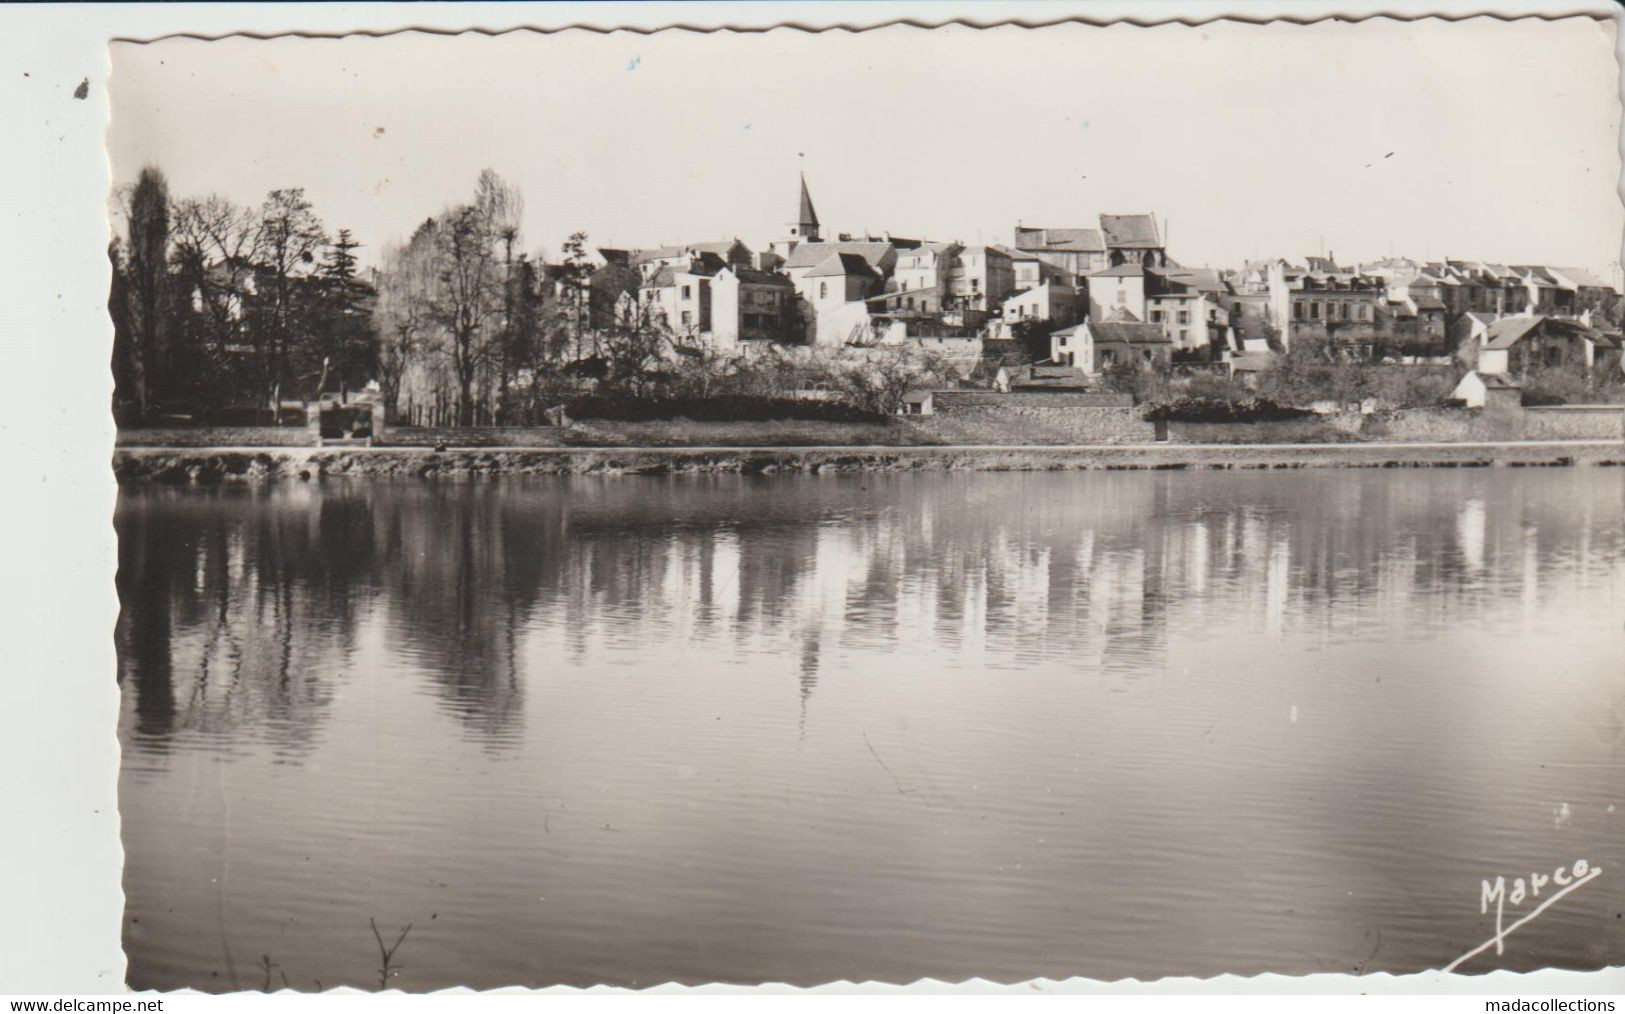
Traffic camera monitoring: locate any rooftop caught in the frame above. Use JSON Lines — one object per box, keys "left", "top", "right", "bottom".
{"left": 1091, "top": 320, "right": 1171, "bottom": 344}
{"left": 1099, "top": 213, "right": 1161, "bottom": 249}
{"left": 1091, "top": 263, "right": 1147, "bottom": 279}
{"left": 784, "top": 240, "right": 895, "bottom": 271}
{"left": 1013, "top": 226, "right": 1106, "bottom": 253}
{"left": 805, "top": 252, "right": 879, "bottom": 280}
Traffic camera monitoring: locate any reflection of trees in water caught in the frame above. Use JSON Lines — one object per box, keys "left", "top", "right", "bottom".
{"left": 367, "top": 484, "right": 550, "bottom": 746}
{"left": 116, "top": 486, "right": 377, "bottom": 757}
{"left": 117, "top": 470, "right": 1623, "bottom": 751}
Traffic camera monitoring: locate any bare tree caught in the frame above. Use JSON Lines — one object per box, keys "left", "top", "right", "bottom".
{"left": 252, "top": 188, "right": 328, "bottom": 420}
{"left": 426, "top": 171, "right": 523, "bottom": 426}
{"left": 598, "top": 296, "right": 676, "bottom": 396}
{"left": 845, "top": 345, "right": 949, "bottom": 415}
{"left": 170, "top": 194, "right": 258, "bottom": 372}
{"left": 373, "top": 222, "right": 439, "bottom": 419}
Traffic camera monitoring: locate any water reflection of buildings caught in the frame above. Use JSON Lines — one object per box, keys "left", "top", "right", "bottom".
{"left": 118, "top": 470, "right": 1624, "bottom": 752}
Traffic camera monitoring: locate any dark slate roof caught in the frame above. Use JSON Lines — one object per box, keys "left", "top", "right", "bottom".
{"left": 630, "top": 246, "right": 683, "bottom": 265}
{"left": 1091, "top": 321, "right": 1170, "bottom": 344}
{"left": 1104, "top": 306, "right": 1141, "bottom": 323}
{"left": 797, "top": 173, "right": 819, "bottom": 228}
{"left": 1413, "top": 294, "right": 1447, "bottom": 310}
{"left": 1014, "top": 226, "right": 1107, "bottom": 253}
{"left": 1480, "top": 373, "right": 1522, "bottom": 390}
{"left": 1099, "top": 213, "right": 1161, "bottom": 249}
{"left": 1090, "top": 264, "right": 1147, "bottom": 279}
{"left": 1483, "top": 316, "right": 1545, "bottom": 350}
{"left": 643, "top": 267, "right": 676, "bottom": 288}
{"left": 784, "top": 240, "right": 894, "bottom": 270}
{"left": 1555, "top": 266, "right": 1613, "bottom": 289}
{"left": 688, "top": 252, "right": 727, "bottom": 277}
{"left": 689, "top": 239, "right": 748, "bottom": 257}
{"left": 729, "top": 267, "right": 793, "bottom": 287}
{"left": 1514, "top": 265, "right": 1560, "bottom": 286}
{"left": 1149, "top": 267, "right": 1226, "bottom": 295}
{"left": 806, "top": 252, "right": 878, "bottom": 279}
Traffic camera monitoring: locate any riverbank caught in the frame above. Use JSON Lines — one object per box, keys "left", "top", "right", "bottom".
{"left": 112, "top": 439, "right": 1625, "bottom": 481}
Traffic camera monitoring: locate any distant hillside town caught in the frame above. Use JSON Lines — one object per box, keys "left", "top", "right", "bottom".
{"left": 589, "top": 173, "right": 1620, "bottom": 372}
{"left": 108, "top": 166, "right": 1624, "bottom": 430}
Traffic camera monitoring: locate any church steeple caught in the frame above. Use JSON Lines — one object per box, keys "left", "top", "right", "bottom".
{"left": 791, "top": 172, "right": 820, "bottom": 243}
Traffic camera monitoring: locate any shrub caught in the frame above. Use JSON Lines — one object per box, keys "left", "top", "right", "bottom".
{"left": 1519, "top": 365, "right": 1625, "bottom": 406}
{"left": 1099, "top": 362, "right": 1173, "bottom": 405}
{"left": 564, "top": 394, "right": 890, "bottom": 424}
{"left": 1142, "top": 397, "right": 1313, "bottom": 424}
{"left": 1364, "top": 365, "right": 1458, "bottom": 409}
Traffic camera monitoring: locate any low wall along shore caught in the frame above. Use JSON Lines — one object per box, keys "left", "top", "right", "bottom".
{"left": 112, "top": 400, "right": 1624, "bottom": 477}
{"left": 113, "top": 439, "right": 1625, "bottom": 483}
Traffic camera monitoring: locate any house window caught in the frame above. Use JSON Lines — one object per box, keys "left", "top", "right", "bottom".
{"left": 681, "top": 310, "right": 692, "bottom": 325}
{"left": 819, "top": 282, "right": 828, "bottom": 299}
{"left": 1151, "top": 310, "right": 1164, "bottom": 323}
{"left": 1179, "top": 329, "right": 1189, "bottom": 343}
{"left": 1178, "top": 311, "right": 1190, "bottom": 325}
{"left": 971, "top": 278, "right": 980, "bottom": 291}
{"left": 906, "top": 297, "right": 915, "bottom": 310}
{"left": 1294, "top": 302, "right": 1305, "bottom": 320}
{"left": 1339, "top": 302, "right": 1349, "bottom": 320}
{"left": 1059, "top": 335, "right": 1068, "bottom": 347}
{"left": 1310, "top": 302, "right": 1321, "bottom": 319}
{"left": 681, "top": 285, "right": 692, "bottom": 300}
{"left": 1357, "top": 304, "right": 1368, "bottom": 321}
{"left": 901, "top": 280, "right": 908, "bottom": 291}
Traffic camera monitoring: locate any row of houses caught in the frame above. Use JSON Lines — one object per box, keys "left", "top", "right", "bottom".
{"left": 569, "top": 172, "right": 1621, "bottom": 387}
{"left": 577, "top": 174, "right": 1201, "bottom": 356}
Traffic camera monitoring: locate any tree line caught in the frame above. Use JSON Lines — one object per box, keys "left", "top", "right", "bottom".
{"left": 110, "top": 165, "right": 961, "bottom": 428}
{"left": 110, "top": 166, "right": 651, "bottom": 427}
{"left": 110, "top": 168, "right": 376, "bottom": 425}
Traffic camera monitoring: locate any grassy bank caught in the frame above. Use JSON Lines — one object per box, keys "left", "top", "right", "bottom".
{"left": 112, "top": 440, "right": 1625, "bottom": 483}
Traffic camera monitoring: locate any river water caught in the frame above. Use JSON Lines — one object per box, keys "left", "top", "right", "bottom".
{"left": 116, "top": 469, "right": 1625, "bottom": 990}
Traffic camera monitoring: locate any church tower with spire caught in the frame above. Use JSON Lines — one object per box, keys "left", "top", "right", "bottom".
{"left": 771, "top": 172, "right": 822, "bottom": 261}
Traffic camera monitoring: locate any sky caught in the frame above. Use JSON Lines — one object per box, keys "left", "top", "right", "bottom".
{"left": 109, "top": 16, "right": 1624, "bottom": 279}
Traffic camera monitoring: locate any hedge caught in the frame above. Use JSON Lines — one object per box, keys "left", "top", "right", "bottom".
{"left": 1143, "top": 396, "right": 1314, "bottom": 424}
{"left": 564, "top": 394, "right": 889, "bottom": 424}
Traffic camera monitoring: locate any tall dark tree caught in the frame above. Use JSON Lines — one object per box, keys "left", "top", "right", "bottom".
{"left": 108, "top": 238, "right": 139, "bottom": 425}
{"left": 304, "top": 229, "right": 376, "bottom": 401}
{"left": 502, "top": 253, "right": 547, "bottom": 421}
{"left": 122, "top": 166, "right": 171, "bottom": 420}
{"left": 559, "top": 231, "right": 594, "bottom": 361}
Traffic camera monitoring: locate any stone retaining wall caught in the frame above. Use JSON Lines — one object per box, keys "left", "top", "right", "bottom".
{"left": 916, "top": 405, "right": 1156, "bottom": 444}
{"left": 115, "top": 427, "right": 318, "bottom": 447}
{"left": 380, "top": 426, "right": 570, "bottom": 448}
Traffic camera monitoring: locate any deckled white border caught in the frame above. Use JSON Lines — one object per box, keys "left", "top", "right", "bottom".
{"left": 1, "top": 0, "right": 1622, "bottom": 998}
